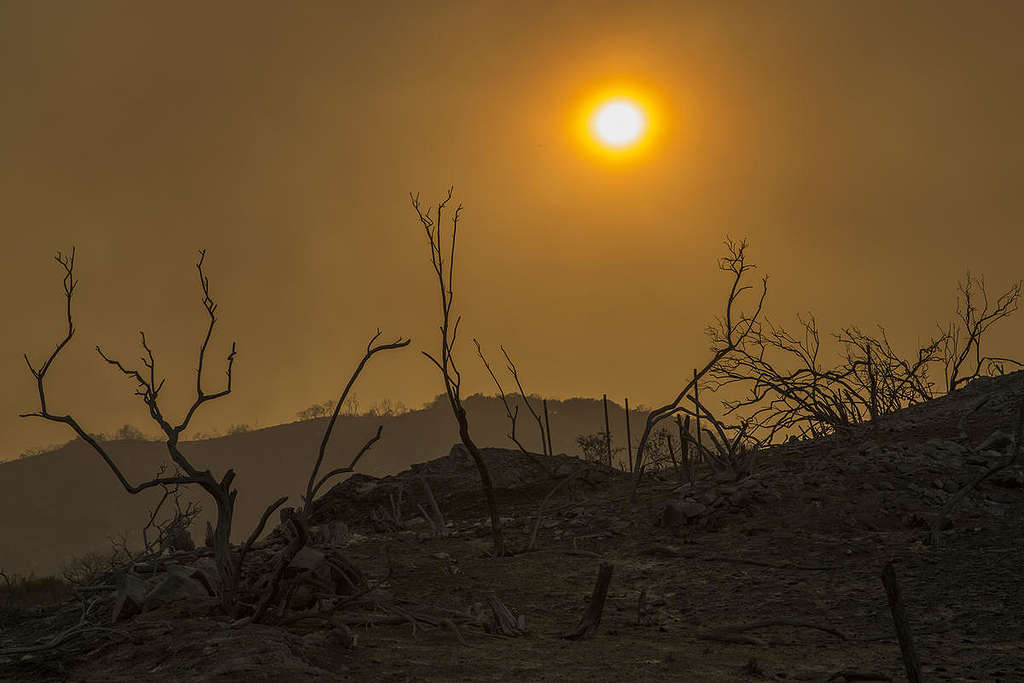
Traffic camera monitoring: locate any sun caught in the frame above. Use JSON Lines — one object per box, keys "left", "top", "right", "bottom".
{"left": 590, "top": 98, "right": 647, "bottom": 149}
{"left": 571, "top": 85, "right": 662, "bottom": 161}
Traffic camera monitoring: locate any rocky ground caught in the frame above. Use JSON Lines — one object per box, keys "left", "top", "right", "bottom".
{"left": 2, "top": 371, "right": 1023, "bottom": 682}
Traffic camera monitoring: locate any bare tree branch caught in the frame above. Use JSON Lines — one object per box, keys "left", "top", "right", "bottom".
{"left": 21, "top": 249, "right": 247, "bottom": 613}
{"left": 413, "top": 188, "right": 506, "bottom": 555}
{"left": 303, "top": 329, "right": 409, "bottom": 511}
{"left": 501, "top": 345, "right": 548, "bottom": 455}
{"left": 943, "top": 273, "right": 1021, "bottom": 392}
{"left": 632, "top": 237, "right": 767, "bottom": 481}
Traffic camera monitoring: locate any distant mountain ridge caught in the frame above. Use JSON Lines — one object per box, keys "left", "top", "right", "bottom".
{"left": 0, "top": 395, "right": 639, "bottom": 576}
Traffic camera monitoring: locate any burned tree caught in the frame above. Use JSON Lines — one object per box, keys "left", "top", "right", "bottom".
{"left": 113, "top": 463, "right": 202, "bottom": 560}
{"left": 500, "top": 346, "right": 549, "bottom": 455}
{"left": 631, "top": 238, "right": 767, "bottom": 479}
{"left": 20, "top": 249, "right": 280, "bottom": 612}
{"left": 243, "top": 331, "right": 412, "bottom": 621}
{"left": 710, "top": 315, "right": 948, "bottom": 442}
{"left": 22, "top": 249, "right": 408, "bottom": 620}
{"left": 708, "top": 272, "right": 1021, "bottom": 445}
{"left": 475, "top": 340, "right": 550, "bottom": 474}
{"left": 474, "top": 339, "right": 533, "bottom": 456}
{"left": 412, "top": 188, "right": 505, "bottom": 556}
{"left": 941, "top": 272, "right": 1021, "bottom": 392}
{"left": 302, "top": 329, "right": 410, "bottom": 512}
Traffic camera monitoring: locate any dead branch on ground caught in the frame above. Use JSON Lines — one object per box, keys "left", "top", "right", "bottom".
{"left": 486, "top": 595, "right": 528, "bottom": 636}
{"left": 417, "top": 476, "right": 449, "bottom": 537}
{"left": 0, "top": 598, "right": 124, "bottom": 657}
{"left": 252, "top": 508, "right": 310, "bottom": 623}
{"left": 527, "top": 469, "right": 579, "bottom": 551}
{"left": 563, "top": 561, "right": 614, "bottom": 640}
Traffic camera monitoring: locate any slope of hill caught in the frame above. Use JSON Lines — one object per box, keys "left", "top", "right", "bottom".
{"left": 0, "top": 395, "right": 638, "bottom": 576}
{"left": 2, "top": 372, "right": 1022, "bottom": 681}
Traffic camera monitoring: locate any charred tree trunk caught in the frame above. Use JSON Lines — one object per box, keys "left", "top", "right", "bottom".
{"left": 456, "top": 408, "right": 505, "bottom": 556}
{"left": 209, "top": 483, "right": 238, "bottom": 610}
{"left": 543, "top": 399, "right": 553, "bottom": 456}
{"left": 603, "top": 394, "right": 612, "bottom": 468}
{"left": 625, "top": 398, "right": 633, "bottom": 473}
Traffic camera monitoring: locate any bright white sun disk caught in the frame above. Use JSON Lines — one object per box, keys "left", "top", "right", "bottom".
{"left": 592, "top": 99, "right": 646, "bottom": 147}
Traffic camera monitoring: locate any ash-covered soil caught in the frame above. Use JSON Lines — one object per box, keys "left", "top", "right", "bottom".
{"left": 3, "top": 372, "right": 1023, "bottom": 682}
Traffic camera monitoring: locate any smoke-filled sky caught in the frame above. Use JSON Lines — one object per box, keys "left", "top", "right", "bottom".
{"left": 3, "top": 0, "right": 1022, "bottom": 460}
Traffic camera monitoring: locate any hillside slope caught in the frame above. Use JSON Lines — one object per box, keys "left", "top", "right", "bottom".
{"left": 2, "top": 372, "right": 1022, "bottom": 681}
{"left": 0, "top": 395, "right": 637, "bottom": 576}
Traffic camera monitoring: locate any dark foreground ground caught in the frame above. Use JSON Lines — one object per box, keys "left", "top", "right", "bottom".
{"left": 2, "top": 372, "right": 1023, "bottom": 682}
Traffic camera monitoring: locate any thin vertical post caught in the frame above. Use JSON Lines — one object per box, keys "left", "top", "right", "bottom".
{"left": 602, "top": 393, "right": 612, "bottom": 468}
{"left": 693, "top": 369, "right": 702, "bottom": 464}
{"left": 665, "top": 433, "right": 681, "bottom": 483}
{"left": 676, "top": 414, "right": 691, "bottom": 484}
{"left": 867, "top": 346, "right": 878, "bottom": 422}
{"left": 881, "top": 562, "right": 922, "bottom": 683}
{"left": 625, "top": 397, "right": 633, "bottom": 473}
{"left": 543, "top": 399, "right": 553, "bottom": 456}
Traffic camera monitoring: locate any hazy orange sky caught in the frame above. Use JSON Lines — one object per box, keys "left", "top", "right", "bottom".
{"left": 3, "top": 1, "right": 1022, "bottom": 460}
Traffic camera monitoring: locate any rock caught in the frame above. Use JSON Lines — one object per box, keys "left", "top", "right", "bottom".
{"left": 143, "top": 567, "right": 211, "bottom": 611}
{"left": 111, "top": 573, "right": 151, "bottom": 623}
{"left": 660, "top": 499, "right": 707, "bottom": 527}
{"left": 979, "top": 429, "right": 1014, "bottom": 453}
{"left": 162, "top": 563, "right": 217, "bottom": 595}
{"left": 192, "top": 557, "right": 221, "bottom": 592}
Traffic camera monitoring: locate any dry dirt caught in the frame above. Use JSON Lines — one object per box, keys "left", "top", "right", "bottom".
{"left": 2, "top": 371, "right": 1023, "bottom": 682}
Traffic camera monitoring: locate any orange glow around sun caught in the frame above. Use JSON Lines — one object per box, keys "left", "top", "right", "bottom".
{"left": 574, "top": 85, "right": 661, "bottom": 161}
